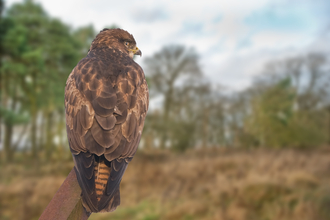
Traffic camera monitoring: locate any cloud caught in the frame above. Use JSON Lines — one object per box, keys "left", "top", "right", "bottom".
{"left": 181, "top": 21, "right": 204, "bottom": 35}
{"left": 5, "top": 0, "right": 329, "bottom": 91}
{"left": 131, "top": 7, "right": 169, "bottom": 23}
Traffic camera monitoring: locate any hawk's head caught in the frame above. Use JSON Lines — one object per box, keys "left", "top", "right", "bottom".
{"left": 90, "top": 28, "right": 142, "bottom": 58}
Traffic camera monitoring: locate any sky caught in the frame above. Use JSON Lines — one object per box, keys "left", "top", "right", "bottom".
{"left": 5, "top": 0, "right": 330, "bottom": 91}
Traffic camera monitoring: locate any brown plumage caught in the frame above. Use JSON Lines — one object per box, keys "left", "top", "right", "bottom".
{"left": 64, "top": 28, "right": 148, "bottom": 213}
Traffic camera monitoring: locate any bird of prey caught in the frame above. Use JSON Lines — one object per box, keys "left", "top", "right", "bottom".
{"left": 64, "top": 28, "right": 148, "bottom": 213}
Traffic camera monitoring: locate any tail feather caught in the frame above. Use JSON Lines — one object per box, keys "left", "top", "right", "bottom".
{"left": 94, "top": 159, "right": 111, "bottom": 201}
{"left": 75, "top": 154, "right": 123, "bottom": 213}
{"left": 99, "top": 188, "right": 120, "bottom": 213}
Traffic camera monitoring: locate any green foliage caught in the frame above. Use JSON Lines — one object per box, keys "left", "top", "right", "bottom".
{"left": 0, "top": 107, "right": 29, "bottom": 125}
{"left": 144, "top": 45, "right": 208, "bottom": 151}
{"left": 0, "top": 0, "right": 329, "bottom": 160}
{"left": 169, "top": 119, "right": 196, "bottom": 152}
{"left": 246, "top": 78, "right": 296, "bottom": 148}
{"left": 245, "top": 75, "right": 328, "bottom": 148}
{"left": 144, "top": 44, "right": 330, "bottom": 151}
{"left": 0, "top": 0, "right": 96, "bottom": 159}
{"left": 73, "top": 24, "right": 96, "bottom": 54}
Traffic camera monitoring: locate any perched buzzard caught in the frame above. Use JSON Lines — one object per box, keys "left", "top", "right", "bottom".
{"left": 64, "top": 28, "right": 149, "bottom": 213}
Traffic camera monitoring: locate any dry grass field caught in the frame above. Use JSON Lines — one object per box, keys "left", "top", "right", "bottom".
{"left": 1, "top": 147, "right": 330, "bottom": 220}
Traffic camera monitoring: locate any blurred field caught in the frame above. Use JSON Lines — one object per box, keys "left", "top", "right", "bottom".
{"left": 1, "top": 147, "right": 330, "bottom": 220}
{"left": 1, "top": 1, "right": 330, "bottom": 220}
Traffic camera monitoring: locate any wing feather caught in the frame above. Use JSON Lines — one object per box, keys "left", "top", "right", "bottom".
{"left": 90, "top": 118, "right": 115, "bottom": 148}
{"left": 65, "top": 48, "right": 148, "bottom": 213}
{"left": 94, "top": 114, "right": 116, "bottom": 130}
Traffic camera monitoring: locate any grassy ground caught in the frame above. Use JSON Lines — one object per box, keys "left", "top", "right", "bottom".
{"left": 1, "top": 147, "right": 330, "bottom": 220}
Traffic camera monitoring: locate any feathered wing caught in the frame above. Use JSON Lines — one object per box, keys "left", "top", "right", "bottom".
{"left": 65, "top": 53, "right": 148, "bottom": 212}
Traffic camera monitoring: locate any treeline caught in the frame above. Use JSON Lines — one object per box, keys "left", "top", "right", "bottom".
{"left": 0, "top": 0, "right": 95, "bottom": 161}
{"left": 143, "top": 47, "right": 330, "bottom": 151}
{"left": 0, "top": 1, "right": 329, "bottom": 162}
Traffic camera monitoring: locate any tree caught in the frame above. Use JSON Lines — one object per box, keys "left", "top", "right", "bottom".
{"left": 144, "top": 45, "right": 205, "bottom": 150}
{"left": 244, "top": 53, "right": 329, "bottom": 148}
{"left": 245, "top": 78, "right": 296, "bottom": 148}
{"left": 0, "top": 0, "right": 92, "bottom": 160}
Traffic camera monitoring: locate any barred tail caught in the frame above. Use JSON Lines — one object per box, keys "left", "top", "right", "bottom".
{"left": 94, "top": 158, "right": 111, "bottom": 201}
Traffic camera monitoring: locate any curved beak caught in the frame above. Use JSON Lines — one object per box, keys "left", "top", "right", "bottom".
{"left": 135, "top": 49, "right": 142, "bottom": 56}
{"left": 132, "top": 47, "right": 142, "bottom": 57}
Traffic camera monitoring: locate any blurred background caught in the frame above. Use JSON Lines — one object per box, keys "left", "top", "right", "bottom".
{"left": 1, "top": 0, "right": 330, "bottom": 219}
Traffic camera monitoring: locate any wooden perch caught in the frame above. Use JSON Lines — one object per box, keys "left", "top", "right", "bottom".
{"left": 39, "top": 168, "right": 91, "bottom": 220}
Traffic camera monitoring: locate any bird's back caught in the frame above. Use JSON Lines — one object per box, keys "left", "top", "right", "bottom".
{"left": 65, "top": 46, "right": 148, "bottom": 212}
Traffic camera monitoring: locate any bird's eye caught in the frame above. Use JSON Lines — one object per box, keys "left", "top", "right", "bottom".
{"left": 125, "top": 42, "right": 129, "bottom": 46}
